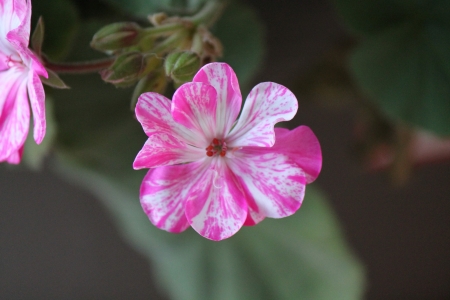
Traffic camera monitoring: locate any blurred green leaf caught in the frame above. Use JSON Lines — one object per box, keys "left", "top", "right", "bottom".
{"left": 31, "top": 0, "right": 79, "bottom": 60}
{"left": 334, "top": 0, "right": 450, "bottom": 136}
{"left": 213, "top": 2, "right": 265, "bottom": 92}
{"left": 333, "top": 0, "right": 450, "bottom": 35}
{"left": 101, "top": 0, "right": 207, "bottom": 18}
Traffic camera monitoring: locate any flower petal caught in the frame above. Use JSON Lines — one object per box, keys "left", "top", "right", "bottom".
{"left": 136, "top": 92, "right": 200, "bottom": 147}
{"left": 185, "top": 158, "right": 247, "bottom": 241}
{"left": 172, "top": 82, "right": 217, "bottom": 143}
{"left": 5, "top": 0, "right": 32, "bottom": 61}
{"left": 272, "top": 127, "right": 322, "bottom": 183}
{"left": 227, "top": 147, "right": 307, "bottom": 226}
{"left": 0, "top": 0, "right": 28, "bottom": 35}
{"left": 5, "top": 145, "right": 23, "bottom": 164}
{"left": 133, "top": 132, "right": 204, "bottom": 169}
{"left": 193, "top": 63, "right": 242, "bottom": 138}
{"left": 227, "top": 82, "right": 298, "bottom": 147}
{"left": 140, "top": 161, "right": 207, "bottom": 233}
{"left": 27, "top": 70, "right": 46, "bottom": 144}
{"left": 0, "top": 71, "right": 29, "bottom": 162}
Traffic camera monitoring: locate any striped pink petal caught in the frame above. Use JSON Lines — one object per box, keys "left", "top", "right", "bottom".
{"left": 172, "top": 82, "right": 217, "bottom": 143}
{"left": 228, "top": 147, "right": 306, "bottom": 226}
{"left": 136, "top": 92, "right": 200, "bottom": 147}
{"left": 0, "top": 71, "right": 29, "bottom": 161}
{"left": 227, "top": 82, "right": 298, "bottom": 147}
{"left": 133, "top": 132, "right": 204, "bottom": 169}
{"left": 140, "top": 161, "right": 207, "bottom": 233}
{"left": 193, "top": 63, "right": 242, "bottom": 139}
{"left": 185, "top": 158, "right": 247, "bottom": 241}
{"left": 27, "top": 70, "right": 46, "bottom": 144}
{"left": 272, "top": 127, "right": 322, "bottom": 183}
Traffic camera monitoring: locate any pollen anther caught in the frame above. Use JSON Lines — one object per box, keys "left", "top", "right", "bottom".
{"left": 205, "top": 138, "right": 227, "bottom": 157}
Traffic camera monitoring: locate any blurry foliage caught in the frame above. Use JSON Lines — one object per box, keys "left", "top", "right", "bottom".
{"left": 31, "top": 0, "right": 79, "bottom": 60}
{"left": 101, "top": 0, "right": 208, "bottom": 18}
{"left": 334, "top": 0, "right": 450, "bottom": 136}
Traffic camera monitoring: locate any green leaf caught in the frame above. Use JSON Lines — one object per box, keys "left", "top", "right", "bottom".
{"left": 213, "top": 2, "right": 265, "bottom": 92}
{"left": 350, "top": 19, "right": 450, "bottom": 136}
{"left": 31, "top": 0, "right": 79, "bottom": 60}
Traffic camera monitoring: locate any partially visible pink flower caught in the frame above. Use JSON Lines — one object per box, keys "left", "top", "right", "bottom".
{"left": 0, "top": 0, "right": 47, "bottom": 164}
{"left": 134, "top": 62, "right": 322, "bottom": 241}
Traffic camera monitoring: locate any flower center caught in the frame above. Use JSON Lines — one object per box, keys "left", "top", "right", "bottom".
{"left": 205, "top": 138, "right": 227, "bottom": 157}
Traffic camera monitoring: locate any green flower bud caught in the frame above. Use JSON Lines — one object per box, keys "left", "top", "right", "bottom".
{"left": 91, "top": 22, "right": 142, "bottom": 52}
{"left": 101, "top": 52, "right": 162, "bottom": 87}
{"left": 164, "top": 51, "right": 201, "bottom": 84}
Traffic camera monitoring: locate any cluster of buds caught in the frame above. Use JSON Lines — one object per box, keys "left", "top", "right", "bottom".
{"left": 90, "top": 3, "right": 224, "bottom": 107}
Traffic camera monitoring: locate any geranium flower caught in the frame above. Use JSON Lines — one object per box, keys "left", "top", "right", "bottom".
{"left": 0, "top": 0, "right": 47, "bottom": 164}
{"left": 134, "top": 62, "right": 322, "bottom": 241}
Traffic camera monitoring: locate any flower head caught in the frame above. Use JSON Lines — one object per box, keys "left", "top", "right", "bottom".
{"left": 134, "top": 62, "right": 322, "bottom": 241}
{"left": 0, "top": 0, "right": 47, "bottom": 164}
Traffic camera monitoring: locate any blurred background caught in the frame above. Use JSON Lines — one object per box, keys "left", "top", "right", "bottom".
{"left": 1, "top": 0, "right": 450, "bottom": 299}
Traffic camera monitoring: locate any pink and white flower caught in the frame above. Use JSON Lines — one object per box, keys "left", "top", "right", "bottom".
{"left": 0, "top": 0, "right": 47, "bottom": 164}
{"left": 134, "top": 62, "right": 322, "bottom": 241}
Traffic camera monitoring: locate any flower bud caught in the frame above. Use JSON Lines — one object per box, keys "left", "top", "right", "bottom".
{"left": 101, "top": 52, "right": 162, "bottom": 87}
{"left": 91, "top": 22, "right": 142, "bottom": 52}
{"left": 164, "top": 51, "right": 200, "bottom": 83}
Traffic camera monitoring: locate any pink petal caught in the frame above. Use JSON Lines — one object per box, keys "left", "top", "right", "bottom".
{"left": 133, "top": 132, "right": 204, "bottom": 169}
{"left": 172, "top": 82, "right": 217, "bottom": 143}
{"left": 227, "top": 82, "right": 298, "bottom": 147}
{"left": 5, "top": 145, "right": 23, "bottom": 164}
{"left": 0, "top": 72, "right": 29, "bottom": 162}
{"left": 27, "top": 70, "right": 46, "bottom": 144}
{"left": 193, "top": 63, "right": 242, "bottom": 138}
{"left": 140, "top": 161, "right": 208, "bottom": 233}
{"left": 0, "top": 0, "right": 28, "bottom": 34}
{"left": 5, "top": 0, "right": 32, "bottom": 61}
{"left": 135, "top": 92, "right": 200, "bottom": 147}
{"left": 185, "top": 159, "right": 247, "bottom": 241}
{"left": 272, "top": 127, "right": 322, "bottom": 183}
{"left": 227, "top": 147, "right": 307, "bottom": 226}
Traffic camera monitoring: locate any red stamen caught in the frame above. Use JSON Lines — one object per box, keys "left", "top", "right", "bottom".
{"left": 212, "top": 138, "right": 219, "bottom": 145}
{"left": 206, "top": 151, "right": 214, "bottom": 157}
{"left": 220, "top": 151, "right": 226, "bottom": 157}
{"left": 206, "top": 145, "right": 213, "bottom": 151}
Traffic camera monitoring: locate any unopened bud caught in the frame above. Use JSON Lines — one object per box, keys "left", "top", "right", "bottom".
{"left": 164, "top": 51, "right": 200, "bottom": 83}
{"left": 91, "top": 22, "right": 142, "bottom": 52}
{"left": 101, "top": 52, "right": 162, "bottom": 87}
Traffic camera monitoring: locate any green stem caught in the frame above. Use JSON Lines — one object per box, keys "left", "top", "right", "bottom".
{"left": 188, "top": 0, "right": 227, "bottom": 27}
{"left": 43, "top": 56, "right": 115, "bottom": 74}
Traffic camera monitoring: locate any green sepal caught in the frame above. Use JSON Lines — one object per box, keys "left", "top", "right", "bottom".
{"left": 31, "top": 17, "right": 45, "bottom": 57}
{"left": 41, "top": 69, "right": 70, "bottom": 89}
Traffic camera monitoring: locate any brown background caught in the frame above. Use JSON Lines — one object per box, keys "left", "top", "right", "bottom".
{"left": 1, "top": 0, "right": 450, "bottom": 299}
